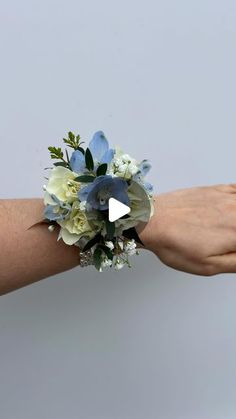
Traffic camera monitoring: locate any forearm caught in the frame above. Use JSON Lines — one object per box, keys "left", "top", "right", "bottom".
{"left": 0, "top": 199, "right": 81, "bottom": 295}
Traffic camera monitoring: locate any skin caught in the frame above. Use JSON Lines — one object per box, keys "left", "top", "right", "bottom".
{"left": 1, "top": 182, "right": 236, "bottom": 295}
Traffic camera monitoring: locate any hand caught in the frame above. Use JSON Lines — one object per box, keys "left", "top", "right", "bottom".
{"left": 136, "top": 184, "right": 236, "bottom": 276}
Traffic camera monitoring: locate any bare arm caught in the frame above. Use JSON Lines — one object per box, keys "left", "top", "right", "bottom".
{"left": 0, "top": 198, "right": 81, "bottom": 295}
{"left": 1, "top": 183, "right": 236, "bottom": 295}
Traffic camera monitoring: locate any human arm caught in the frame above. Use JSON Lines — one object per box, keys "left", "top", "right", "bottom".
{"left": 0, "top": 198, "right": 81, "bottom": 295}
{"left": 1, "top": 183, "right": 236, "bottom": 295}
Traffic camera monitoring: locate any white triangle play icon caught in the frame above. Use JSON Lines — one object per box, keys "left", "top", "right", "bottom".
{"left": 108, "top": 197, "right": 130, "bottom": 222}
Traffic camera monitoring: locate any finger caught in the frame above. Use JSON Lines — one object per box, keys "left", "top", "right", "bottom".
{"left": 208, "top": 252, "right": 236, "bottom": 274}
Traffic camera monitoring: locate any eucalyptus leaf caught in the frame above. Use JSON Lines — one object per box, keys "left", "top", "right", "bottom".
{"left": 85, "top": 148, "right": 94, "bottom": 171}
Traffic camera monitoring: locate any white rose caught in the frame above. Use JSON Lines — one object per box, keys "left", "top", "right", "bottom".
{"left": 57, "top": 200, "right": 100, "bottom": 245}
{"left": 44, "top": 166, "right": 80, "bottom": 204}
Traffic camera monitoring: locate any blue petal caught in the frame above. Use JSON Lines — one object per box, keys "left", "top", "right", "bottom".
{"left": 89, "top": 131, "right": 109, "bottom": 162}
{"left": 100, "top": 148, "right": 115, "bottom": 164}
{"left": 44, "top": 205, "right": 62, "bottom": 221}
{"left": 70, "top": 150, "right": 86, "bottom": 173}
{"left": 138, "top": 160, "right": 152, "bottom": 176}
{"left": 78, "top": 183, "right": 95, "bottom": 201}
{"left": 86, "top": 176, "right": 129, "bottom": 211}
{"left": 143, "top": 181, "right": 154, "bottom": 193}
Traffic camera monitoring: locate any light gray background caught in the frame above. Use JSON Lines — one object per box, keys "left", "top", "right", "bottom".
{"left": 1, "top": 1, "right": 236, "bottom": 418}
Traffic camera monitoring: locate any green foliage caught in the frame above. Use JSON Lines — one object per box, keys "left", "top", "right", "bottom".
{"left": 122, "top": 227, "right": 144, "bottom": 246}
{"left": 82, "top": 233, "right": 102, "bottom": 252}
{"left": 74, "top": 175, "right": 95, "bottom": 183}
{"left": 85, "top": 148, "right": 94, "bottom": 171}
{"left": 93, "top": 246, "right": 103, "bottom": 271}
{"left": 53, "top": 162, "right": 68, "bottom": 167}
{"left": 96, "top": 163, "right": 107, "bottom": 177}
{"left": 63, "top": 131, "right": 85, "bottom": 151}
{"left": 98, "top": 244, "right": 113, "bottom": 261}
{"left": 48, "top": 146, "right": 64, "bottom": 160}
{"left": 105, "top": 220, "right": 115, "bottom": 240}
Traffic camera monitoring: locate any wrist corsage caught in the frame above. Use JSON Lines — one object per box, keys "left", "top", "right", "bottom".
{"left": 31, "top": 130, "right": 155, "bottom": 272}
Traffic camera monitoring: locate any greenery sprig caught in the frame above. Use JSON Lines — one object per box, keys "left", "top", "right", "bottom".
{"left": 63, "top": 131, "right": 85, "bottom": 153}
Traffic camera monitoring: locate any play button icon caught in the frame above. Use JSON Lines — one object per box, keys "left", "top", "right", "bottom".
{"left": 108, "top": 197, "right": 130, "bottom": 222}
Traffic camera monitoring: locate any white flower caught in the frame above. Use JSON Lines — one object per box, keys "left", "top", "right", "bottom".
{"left": 124, "top": 239, "right": 137, "bottom": 255}
{"left": 110, "top": 152, "right": 139, "bottom": 180}
{"left": 115, "top": 260, "right": 125, "bottom": 270}
{"left": 114, "top": 255, "right": 126, "bottom": 270}
{"left": 79, "top": 200, "right": 87, "bottom": 211}
{"left": 129, "top": 163, "right": 139, "bottom": 175}
{"left": 57, "top": 200, "right": 100, "bottom": 245}
{"left": 117, "top": 240, "right": 124, "bottom": 250}
{"left": 101, "top": 256, "right": 113, "bottom": 269}
{"left": 104, "top": 240, "right": 114, "bottom": 250}
{"left": 44, "top": 166, "right": 81, "bottom": 204}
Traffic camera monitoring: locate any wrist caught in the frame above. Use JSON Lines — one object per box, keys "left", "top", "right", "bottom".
{"left": 135, "top": 195, "right": 161, "bottom": 252}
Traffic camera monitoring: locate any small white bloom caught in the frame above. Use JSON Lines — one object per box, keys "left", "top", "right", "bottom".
{"left": 117, "top": 240, "right": 124, "bottom": 250}
{"left": 129, "top": 163, "right": 139, "bottom": 175}
{"left": 114, "top": 256, "right": 125, "bottom": 270}
{"left": 79, "top": 200, "right": 87, "bottom": 211}
{"left": 124, "top": 239, "right": 137, "bottom": 255}
{"left": 104, "top": 241, "right": 114, "bottom": 250}
{"left": 101, "top": 256, "right": 113, "bottom": 269}
{"left": 115, "top": 261, "right": 124, "bottom": 270}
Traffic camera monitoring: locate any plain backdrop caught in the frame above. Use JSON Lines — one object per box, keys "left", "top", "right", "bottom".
{"left": 1, "top": 1, "right": 236, "bottom": 418}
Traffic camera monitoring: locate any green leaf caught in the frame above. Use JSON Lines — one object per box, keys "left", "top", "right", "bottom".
{"left": 65, "top": 149, "right": 70, "bottom": 164}
{"left": 105, "top": 220, "right": 115, "bottom": 240}
{"left": 77, "top": 146, "right": 85, "bottom": 154}
{"left": 48, "top": 146, "right": 63, "bottom": 160}
{"left": 93, "top": 247, "right": 103, "bottom": 271}
{"left": 122, "top": 227, "right": 144, "bottom": 246}
{"left": 53, "top": 162, "right": 68, "bottom": 167}
{"left": 96, "top": 163, "right": 107, "bottom": 177}
{"left": 74, "top": 175, "right": 95, "bottom": 183}
{"left": 68, "top": 131, "right": 75, "bottom": 141}
{"left": 98, "top": 244, "right": 113, "bottom": 261}
{"left": 85, "top": 148, "right": 94, "bottom": 171}
{"left": 82, "top": 233, "right": 102, "bottom": 252}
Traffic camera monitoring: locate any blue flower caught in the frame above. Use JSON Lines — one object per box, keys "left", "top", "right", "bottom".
{"left": 44, "top": 194, "right": 71, "bottom": 221}
{"left": 70, "top": 130, "right": 115, "bottom": 174}
{"left": 138, "top": 159, "right": 152, "bottom": 176}
{"left": 133, "top": 160, "right": 153, "bottom": 194}
{"left": 78, "top": 175, "right": 130, "bottom": 211}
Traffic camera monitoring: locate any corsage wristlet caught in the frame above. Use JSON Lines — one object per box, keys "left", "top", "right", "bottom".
{"left": 32, "top": 131, "right": 155, "bottom": 272}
